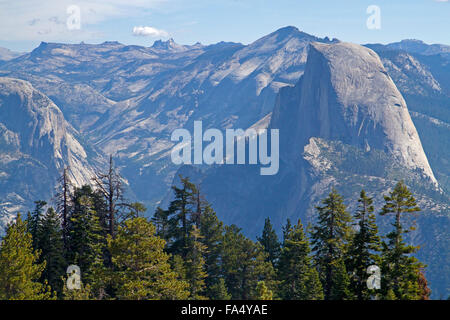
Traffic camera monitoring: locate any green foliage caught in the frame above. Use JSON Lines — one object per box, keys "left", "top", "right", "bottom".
{"left": 208, "top": 278, "right": 231, "bottom": 300}
{"left": 107, "top": 217, "right": 189, "bottom": 300}
{"left": 66, "top": 186, "right": 105, "bottom": 293}
{"left": 26, "top": 200, "right": 47, "bottom": 249}
{"left": 347, "top": 190, "right": 381, "bottom": 300}
{"left": 0, "top": 178, "right": 431, "bottom": 301}
{"left": 199, "top": 205, "right": 225, "bottom": 299}
{"left": 62, "top": 281, "right": 92, "bottom": 300}
{"left": 257, "top": 218, "right": 281, "bottom": 267}
{"left": 152, "top": 206, "right": 171, "bottom": 242}
{"left": 38, "top": 208, "right": 66, "bottom": 297}
{"left": 167, "top": 176, "right": 197, "bottom": 258}
{"left": 311, "top": 188, "right": 353, "bottom": 300}
{"left": 185, "top": 226, "right": 208, "bottom": 299}
{"left": 221, "top": 225, "right": 276, "bottom": 299}
{"left": 256, "top": 281, "right": 273, "bottom": 300}
{"left": 0, "top": 214, "right": 53, "bottom": 300}
{"left": 278, "top": 219, "right": 323, "bottom": 300}
{"left": 379, "top": 181, "right": 425, "bottom": 300}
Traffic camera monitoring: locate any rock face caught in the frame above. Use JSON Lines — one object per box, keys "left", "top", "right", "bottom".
{"left": 0, "top": 77, "right": 96, "bottom": 229}
{"left": 173, "top": 41, "right": 449, "bottom": 298}
{"left": 271, "top": 42, "right": 438, "bottom": 187}
{"left": 177, "top": 41, "right": 444, "bottom": 234}
{"left": 366, "top": 43, "right": 450, "bottom": 196}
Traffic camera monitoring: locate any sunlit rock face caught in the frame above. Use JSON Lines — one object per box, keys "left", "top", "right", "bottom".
{"left": 271, "top": 42, "right": 437, "bottom": 187}
{"left": 0, "top": 77, "right": 96, "bottom": 230}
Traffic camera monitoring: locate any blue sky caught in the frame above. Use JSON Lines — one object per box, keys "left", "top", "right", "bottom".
{"left": 0, "top": 0, "right": 449, "bottom": 52}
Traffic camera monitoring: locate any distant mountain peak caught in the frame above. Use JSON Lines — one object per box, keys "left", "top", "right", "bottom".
{"left": 274, "top": 25, "right": 300, "bottom": 34}
{"left": 151, "top": 38, "right": 187, "bottom": 51}
{"left": 400, "top": 39, "right": 425, "bottom": 44}
{"left": 0, "top": 47, "right": 23, "bottom": 61}
{"left": 101, "top": 40, "right": 124, "bottom": 46}
{"left": 269, "top": 25, "right": 311, "bottom": 40}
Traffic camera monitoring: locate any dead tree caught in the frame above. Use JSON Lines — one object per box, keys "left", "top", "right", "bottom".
{"left": 54, "top": 166, "right": 73, "bottom": 249}
{"left": 92, "top": 155, "right": 124, "bottom": 238}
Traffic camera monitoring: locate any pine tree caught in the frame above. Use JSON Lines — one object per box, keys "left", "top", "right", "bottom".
{"left": 379, "top": 181, "right": 424, "bottom": 300}
{"left": 208, "top": 278, "right": 231, "bottom": 300}
{"left": 38, "top": 207, "right": 66, "bottom": 296}
{"left": 278, "top": 219, "right": 323, "bottom": 300}
{"left": 185, "top": 225, "right": 208, "bottom": 299}
{"left": 347, "top": 190, "right": 381, "bottom": 300}
{"left": 122, "top": 202, "right": 147, "bottom": 220}
{"left": 282, "top": 219, "right": 292, "bottom": 243}
{"left": 66, "top": 186, "right": 105, "bottom": 291}
{"left": 152, "top": 206, "right": 171, "bottom": 243}
{"left": 54, "top": 167, "right": 73, "bottom": 249}
{"left": 26, "top": 200, "right": 47, "bottom": 249}
{"left": 221, "top": 225, "right": 276, "bottom": 299}
{"left": 257, "top": 218, "right": 281, "bottom": 267}
{"left": 167, "top": 176, "right": 197, "bottom": 258}
{"left": 310, "top": 188, "right": 353, "bottom": 300}
{"left": 0, "top": 214, "right": 53, "bottom": 300}
{"left": 107, "top": 217, "right": 189, "bottom": 300}
{"left": 199, "top": 205, "right": 225, "bottom": 299}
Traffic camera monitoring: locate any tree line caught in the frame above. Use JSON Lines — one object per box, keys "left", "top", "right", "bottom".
{"left": 0, "top": 159, "right": 431, "bottom": 300}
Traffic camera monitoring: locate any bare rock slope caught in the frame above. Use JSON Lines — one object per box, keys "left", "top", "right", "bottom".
{"left": 0, "top": 77, "right": 96, "bottom": 229}
{"left": 272, "top": 42, "right": 437, "bottom": 186}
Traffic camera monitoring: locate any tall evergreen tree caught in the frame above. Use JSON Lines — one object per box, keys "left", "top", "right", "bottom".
{"left": 38, "top": 207, "right": 66, "bottom": 296}
{"left": 185, "top": 225, "right": 208, "bottom": 299}
{"left": 0, "top": 214, "right": 52, "bottom": 300}
{"left": 347, "top": 190, "right": 381, "bottom": 300}
{"left": 26, "top": 200, "right": 47, "bottom": 249}
{"left": 278, "top": 219, "right": 323, "bottom": 300}
{"left": 310, "top": 188, "right": 353, "bottom": 300}
{"left": 66, "top": 186, "right": 105, "bottom": 290}
{"left": 221, "top": 225, "right": 276, "bottom": 299}
{"left": 208, "top": 278, "right": 231, "bottom": 300}
{"left": 107, "top": 217, "right": 189, "bottom": 300}
{"left": 199, "top": 205, "right": 226, "bottom": 299}
{"left": 282, "top": 219, "right": 292, "bottom": 243}
{"left": 379, "top": 181, "right": 425, "bottom": 300}
{"left": 257, "top": 218, "right": 281, "bottom": 267}
{"left": 167, "top": 176, "right": 197, "bottom": 258}
{"left": 152, "top": 206, "right": 171, "bottom": 243}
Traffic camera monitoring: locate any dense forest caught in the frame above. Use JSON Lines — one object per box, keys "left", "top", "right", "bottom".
{"left": 0, "top": 159, "right": 432, "bottom": 300}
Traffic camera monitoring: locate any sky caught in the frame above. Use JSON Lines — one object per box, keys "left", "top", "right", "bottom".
{"left": 0, "top": 0, "right": 449, "bottom": 52}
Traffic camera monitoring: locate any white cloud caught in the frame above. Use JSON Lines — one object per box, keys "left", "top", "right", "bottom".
{"left": 0, "top": 0, "right": 167, "bottom": 42}
{"left": 132, "top": 26, "right": 168, "bottom": 37}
